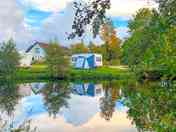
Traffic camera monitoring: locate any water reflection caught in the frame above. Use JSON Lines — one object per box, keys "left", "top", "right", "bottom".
{"left": 0, "top": 80, "right": 175, "bottom": 132}
{"left": 42, "top": 82, "right": 71, "bottom": 117}
{"left": 122, "top": 81, "right": 176, "bottom": 132}
{"left": 100, "top": 81, "right": 121, "bottom": 121}
{"left": 71, "top": 83, "right": 103, "bottom": 97}
{"left": 0, "top": 80, "right": 20, "bottom": 116}
{"left": 0, "top": 81, "right": 37, "bottom": 132}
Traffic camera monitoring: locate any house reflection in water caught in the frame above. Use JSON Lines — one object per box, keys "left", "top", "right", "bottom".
{"left": 71, "top": 83, "right": 103, "bottom": 97}
{"left": 18, "top": 83, "right": 46, "bottom": 97}
{"left": 18, "top": 84, "right": 33, "bottom": 97}
{"left": 18, "top": 82, "right": 105, "bottom": 98}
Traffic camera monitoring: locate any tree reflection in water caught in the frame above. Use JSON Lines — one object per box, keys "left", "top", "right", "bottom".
{"left": 0, "top": 80, "right": 37, "bottom": 132}
{"left": 122, "top": 80, "right": 176, "bottom": 132}
{"left": 0, "top": 79, "right": 175, "bottom": 131}
{"left": 100, "top": 81, "right": 121, "bottom": 121}
{"left": 0, "top": 80, "right": 20, "bottom": 116}
{"left": 42, "top": 81, "right": 71, "bottom": 117}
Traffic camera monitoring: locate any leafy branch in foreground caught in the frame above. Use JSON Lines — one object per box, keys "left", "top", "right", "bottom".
{"left": 69, "top": 0, "right": 111, "bottom": 39}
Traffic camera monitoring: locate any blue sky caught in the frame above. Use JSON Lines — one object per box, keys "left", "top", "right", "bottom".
{"left": 21, "top": 1, "right": 129, "bottom": 34}
{"left": 25, "top": 9, "right": 52, "bottom": 27}
{"left": 24, "top": 9, "right": 129, "bottom": 30}
{"left": 0, "top": 0, "right": 157, "bottom": 49}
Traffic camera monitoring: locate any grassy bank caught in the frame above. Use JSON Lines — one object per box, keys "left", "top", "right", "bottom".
{"left": 69, "top": 67, "right": 131, "bottom": 80}
{"left": 16, "top": 64, "right": 132, "bottom": 81}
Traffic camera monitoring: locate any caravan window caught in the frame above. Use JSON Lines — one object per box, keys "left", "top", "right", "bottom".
{"left": 96, "top": 57, "right": 101, "bottom": 62}
{"left": 72, "top": 57, "right": 77, "bottom": 62}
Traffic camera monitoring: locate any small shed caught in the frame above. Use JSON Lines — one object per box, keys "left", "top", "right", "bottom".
{"left": 71, "top": 53, "right": 103, "bottom": 69}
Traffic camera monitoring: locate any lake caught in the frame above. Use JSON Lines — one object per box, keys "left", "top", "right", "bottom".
{"left": 0, "top": 80, "right": 175, "bottom": 132}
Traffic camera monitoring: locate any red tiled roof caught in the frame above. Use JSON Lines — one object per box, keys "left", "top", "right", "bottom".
{"left": 38, "top": 43, "right": 49, "bottom": 49}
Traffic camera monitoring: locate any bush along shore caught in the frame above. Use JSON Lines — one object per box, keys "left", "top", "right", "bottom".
{"left": 13, "top": 65, "right": 132, "bottom": 81}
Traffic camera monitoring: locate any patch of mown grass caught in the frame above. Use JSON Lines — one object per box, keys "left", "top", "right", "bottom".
{"left": 15, "top": 65, "right": 132, "bottom": 81}
{"left": 70, "top": 66, "right": 132, "bottom": 80}
{"left": 16, "top": 65, "right": 49, "bottom": 80}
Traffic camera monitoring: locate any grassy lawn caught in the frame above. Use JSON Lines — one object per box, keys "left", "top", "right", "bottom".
{"left": 70, "top": 66, "right": 131, "bottom": 80}
{"left": 16, "top": 64, "right": 132, "bottom": 80}
{"left": 16, "top": 64, "right": 48, "bottom": 80}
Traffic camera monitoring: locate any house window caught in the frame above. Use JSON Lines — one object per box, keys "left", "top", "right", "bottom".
{"left": 96, "top": 57, "right": 101, "bottom": 62}
{"left": 35, "top": 48, "right": 40, "bottom": 54}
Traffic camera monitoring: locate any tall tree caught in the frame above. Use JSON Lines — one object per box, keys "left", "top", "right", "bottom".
{"left": 0, "top": 39, "right": 20, "bottom": 78}
{"left": 45, "top": 41, "right": 69, "bottom": 78}
{"left": 100, "top": 19, "right": 121, "bottom": 65}
{"left": 122, "top": 6, "right": 176, "bottom": 79}
{"left": 122, "top": 8, "right": 155, "bottom": 66}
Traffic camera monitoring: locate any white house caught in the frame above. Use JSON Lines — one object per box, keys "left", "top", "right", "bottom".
{"left": 71, "top": 53, "right": 103, "bottom": 69}
{"left": 19, "top": 51, "right": 33, "bottom": 67}
{"left": 26, "top": 42, "right": 48, "bottom": 62}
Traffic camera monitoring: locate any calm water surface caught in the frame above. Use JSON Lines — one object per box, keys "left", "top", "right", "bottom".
{"left": 0, "top": 80, "right": 175, "bottom": 132}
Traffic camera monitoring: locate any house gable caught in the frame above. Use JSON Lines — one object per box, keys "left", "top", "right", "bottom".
{"left": 26, "top": 42, "right": 49, "bottom": 53}
{"left": 26, "top": 42, "right": 48, "bottom": 61}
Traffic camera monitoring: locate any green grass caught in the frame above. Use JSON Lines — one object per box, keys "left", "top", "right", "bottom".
{"left": 15, "top": 64, "right": 132, "bottom": 81}
{"left": 70, "top": 66, "right": 131, "bottom": 80}
{"left": 16, "top": 64, "right": 49, "bottom": 80}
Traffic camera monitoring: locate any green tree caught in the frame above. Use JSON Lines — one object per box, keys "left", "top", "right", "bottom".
{"left": 70, "top": 42, "right": 89, "bottom": 54}
{"left": 122, "top": 8, "right": 155, "bottom": 66}
{"left": 45, "top": 41, "right": 69, "bottom": 78}
{"left": 0, "top": 39, "right": 20, "bottom": 78}
{"left": 122, "top": 7, "right": 176, "bottom": 79}
{"left": 156, "top": 0, "right": 176, "bottom": 26}
{"left": 128, "top": 8, "right": 154, "bottom": 33}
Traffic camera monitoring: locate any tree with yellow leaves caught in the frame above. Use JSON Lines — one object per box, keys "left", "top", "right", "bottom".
{"left": 70, "top": 42, "right": 89, "bottom": 54}
{"left": 100, "top": 19, "right": 122, "bottom": 65}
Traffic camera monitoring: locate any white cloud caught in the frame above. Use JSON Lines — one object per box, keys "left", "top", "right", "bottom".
{"left": 33, "top": 2, "right": 100, "bottom": 46}
{"left": 108, "top": 0, "right": 158, "bottom": 18}
{"left": 20, "top": 0, "right": 157, "bottom": 17}
{"left": 0, "top": 0, "right": 33, "bottom": 49}
{"left": 0, "top": 0, "right": 158, "bottom": 49}
{"left": 0, "top": 0, "right": 23, "bottom": 40}
{"left": 20, "top": 0, "right": 74, "bottom": 12}
{"left": 35, "top": 1, "right": 133, "bottom": 46}
{"left": 32, "top": 2, "right": 77, "bottom": 46}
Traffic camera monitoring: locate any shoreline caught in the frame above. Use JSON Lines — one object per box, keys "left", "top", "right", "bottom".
{"left": 13, "top": 66, "right": 132, "bottom": 81}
